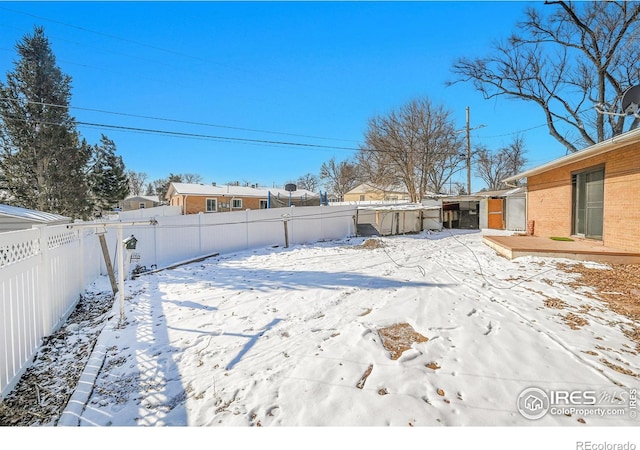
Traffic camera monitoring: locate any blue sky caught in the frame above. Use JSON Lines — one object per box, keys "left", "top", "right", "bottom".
{"left": 0, "top": 1, "right": 569, "bottom": 192}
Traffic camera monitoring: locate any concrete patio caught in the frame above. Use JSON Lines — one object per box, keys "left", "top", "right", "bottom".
{"left": 483, "top": 234, "right": 640, "bottom": 264}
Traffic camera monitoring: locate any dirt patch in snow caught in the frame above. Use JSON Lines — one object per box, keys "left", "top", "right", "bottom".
{"left": 378, "top": 323, "right": 428, "bottom": 360}
{"left": 354, "top": 238, "right": 385, "bottom": 250}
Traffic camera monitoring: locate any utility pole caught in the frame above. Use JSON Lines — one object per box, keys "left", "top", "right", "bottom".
{"left": 466, "top": 106, "right": 471, "bottom": 195}
{"left": 465, "top": 106, "right": 486, "bottom": 195}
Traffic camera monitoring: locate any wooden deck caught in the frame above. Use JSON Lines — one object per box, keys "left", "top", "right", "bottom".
{"left": 483, "top": 235, "right": 640, "bottom": 264}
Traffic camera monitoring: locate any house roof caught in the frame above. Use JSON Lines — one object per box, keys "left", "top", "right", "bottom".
{"left": 475, "top": 187, "right": 526, "bottom": 197}
{"left": 502, "top": 126, "right": 640, "bottom": 183}
{"left": 124, "top": 195, "right": 160, "bottom": 203}
{"left": 0, "top": 204, "right": 71, "bottom": 224}
{"left": 346, "top": 183, "right": 409, "bottom": 195}
{"left": 166, "top": 182, "right": 320, "bottom": 200}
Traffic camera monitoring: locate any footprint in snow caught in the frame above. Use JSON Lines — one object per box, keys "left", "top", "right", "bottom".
{"left": 484, "top": 320, "right": 500, "bottom": 336}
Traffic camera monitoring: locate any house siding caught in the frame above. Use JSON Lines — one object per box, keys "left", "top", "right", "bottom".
{"left": 173, "top": 195, "right": 267, "bottom": 214}
{"left": 343, "top": 187, "right": 410, "bottom": 202}
{"left": 527, "top": 142, "right": 640, "bottom": 252}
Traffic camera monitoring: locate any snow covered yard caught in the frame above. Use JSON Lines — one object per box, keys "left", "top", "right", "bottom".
{"left": 63, "top": 229, "right": 639, "bottom": 429}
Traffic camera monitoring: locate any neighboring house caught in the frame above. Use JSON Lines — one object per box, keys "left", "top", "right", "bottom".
{"left": 165, "top": 182, "right": 321, "bottom": 214}
{"left": 343, "top": 183, "right": 411, "bottom": 203}
{"left": 502, "top": 127, "right": 640, "bottom": 252}
{"left": 0, "top": 204, "right": 71, "bottom": 232}
{"left": 118, "top": 195, "right": 162, "bottom": 211}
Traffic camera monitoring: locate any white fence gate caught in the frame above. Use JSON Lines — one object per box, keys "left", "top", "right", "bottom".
{"left": 1, "top": 205, "right": 356, "bottom": 399}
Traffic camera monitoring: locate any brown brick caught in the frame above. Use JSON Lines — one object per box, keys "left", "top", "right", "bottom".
{"left": 527, "top": 141, "right": 640, "bottom": 252}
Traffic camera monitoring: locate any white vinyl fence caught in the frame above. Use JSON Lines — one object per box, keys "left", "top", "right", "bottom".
{"left": 94, "top": 205, "right": 357, "bottom": 275}
{"left": 0, "top": 225, "right": 102, "bottom": 398}
{"left": 0, "top": 205, "right": 356, "bottom": 399}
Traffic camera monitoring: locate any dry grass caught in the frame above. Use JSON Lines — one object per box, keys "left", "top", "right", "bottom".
{"left": 544, "top": 298, "right": 569, "bottom": 309}
{"left": 563, "top": 312, "right": 589, "bottom": 330}
{"left": 556, "top": 262, "right": 640, "bottom": 350}
{"left": 556, "top": 263, "right": 640, "bottom": 319}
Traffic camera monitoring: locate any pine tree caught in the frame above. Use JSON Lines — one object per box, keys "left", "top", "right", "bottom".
{"left": 0, "top": 26, "right": 92, "bottom": 218}
{"left": 88, "top": 135, "right": 129, "bottom": 215}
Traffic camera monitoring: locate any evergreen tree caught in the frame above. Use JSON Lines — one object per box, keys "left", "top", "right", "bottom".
{"left": 88, "top": 135, "right": 129, "bottom": 215}
{"left": 0, "top": 26, "right": 92, "bottom": 218}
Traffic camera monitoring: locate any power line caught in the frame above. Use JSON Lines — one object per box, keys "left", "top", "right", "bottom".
{"left": 0, "top": 5, "right": 210, "bottom": 63}
{"left": 1, "top": 109, "right": 468, "bottom": 156}
{"left": 76, "top": 120, "right": 363, "bottom": 151}
{"left": 0, "top": 97, "right": 360, "bottom": 144}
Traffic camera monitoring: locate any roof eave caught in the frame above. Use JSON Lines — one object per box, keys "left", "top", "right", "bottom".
{"left": 502, "top": 127, "right": 640, "bottom": 184}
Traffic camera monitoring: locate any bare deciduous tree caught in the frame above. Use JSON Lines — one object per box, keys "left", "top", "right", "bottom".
{"left": 127, "top": 171, "right": 147, "bottom": 196}
{"left": 319, "top": 157, "right": 360, "bottom": 200}
{"left": 450, "top": 1, "right": 640, "bottom": 152}
{"left": 182, "top": 173, "right": 203, "bottom": 184}
{"left": 475, "top": 136, "right": 527, "bottom": 191}
{"left": 296, "top": 173, "right": 320, "bottom": 192}
{"left": 357, "top": 98, "right": 464, "bottom": 202}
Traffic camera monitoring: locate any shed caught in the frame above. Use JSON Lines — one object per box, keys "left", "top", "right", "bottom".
{"left": 0, "top": 204, "right": 72, "bottom": 232}
{"left": 477, "top": 188, "right": 527, "bottom": 232}
{"left": 356, "top": 202, "right": 442, "bottom": 236}
{"left": 437, "top": 188, "right": 526, "bottom": 232}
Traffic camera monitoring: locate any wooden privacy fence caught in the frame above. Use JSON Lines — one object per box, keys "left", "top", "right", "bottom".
{"left": 0, "top": 205, "right": 357, "bottom": 399}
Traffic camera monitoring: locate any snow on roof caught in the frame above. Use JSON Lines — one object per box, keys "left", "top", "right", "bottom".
{"left": 0, "top": 204, "right": 71, "bottom": 223}
{"left": 356, "top": 202, "right": 441, "bottom": 211}
{"left": 124, "top": 195, "right": 160, "bottom": 203}
{"left": 168, "top": 182, "right": 320, "bottom": 199}
{"left": 346, "top": 183, "right": 409, "bottom": 195}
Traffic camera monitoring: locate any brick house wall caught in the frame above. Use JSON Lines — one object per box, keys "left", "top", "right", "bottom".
{"left": 171, "top": 195, "right": 267, "bottom": 214}
{"left": 527, "top": 141, "right": 640, "bottom": 252}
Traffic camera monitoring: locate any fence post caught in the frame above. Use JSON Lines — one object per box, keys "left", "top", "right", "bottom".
{"left": 198, "top": 212, "right": 202, "bottom": 255}
{"left": 116, "top": 225, "right": 126, "bottom": 325}
{"left": 35, "top": 225, "right": 52, "bottom": 336}
{"left": 78, "top": 227, "right": 85, "bottom": 294}
{"left": 246, "top": 209, "right": 250, "bottom": 250}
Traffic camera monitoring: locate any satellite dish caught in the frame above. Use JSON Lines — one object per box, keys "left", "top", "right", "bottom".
{"left": 595, "top": 84, "right": 640, "bottom": 118}
{"left": 621, "top": 85, "right": 640, "bottom": 116}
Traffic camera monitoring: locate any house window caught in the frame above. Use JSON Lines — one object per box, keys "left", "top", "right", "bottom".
{"left": 572, "top": 166, "right": 604, "bottom": 239}
{"left": 206, "top": 198, "right": 217, "bottom": 212}
{"left": 259, "top": 200, "right": 268, "bottom": 209}
{"left": 232, "top": 199, "right": 242, "bottom": 209}
{"left": 359, "top": 195, "right": 365, "bottom": 201}
{"left": 138, "top": 203, "right": 146, "bottom": 209}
